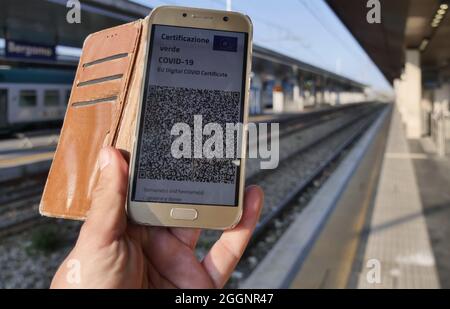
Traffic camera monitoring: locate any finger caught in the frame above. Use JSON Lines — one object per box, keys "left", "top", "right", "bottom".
{"left": 169, "top": 227, "right": 202, "bottom": 250}
{"left": 81, "top": 147, "right": 129, "bottom": 246}
{"left": 202, "top": 185, "right": 264, "bottom": 288}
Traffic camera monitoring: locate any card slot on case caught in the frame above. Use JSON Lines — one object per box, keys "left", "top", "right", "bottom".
{"left": 82, "top": 53, "right": 129, "bottom": 68}
{"left": 71, "top": 79, "right": 123, "bottom": 105}
{"left": 71, "top": 96, "right": 118, "bottom": 108}
{"left": 77, "top": 55, "right": 130, "bottom": 83}
{"left": 77, "top": 74, "right": 124, "bottom": 88}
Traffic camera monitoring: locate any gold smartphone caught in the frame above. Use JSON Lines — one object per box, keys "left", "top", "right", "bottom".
{"left": 127, "top": 6, "right": 253, "bottom": 229}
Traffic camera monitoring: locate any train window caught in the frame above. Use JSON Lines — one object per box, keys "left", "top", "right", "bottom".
{"left": 44, "top": 90, "right": 60, "bottom": 106}
{"left": 19, "top": 90, "right": 37, "bottom": 107}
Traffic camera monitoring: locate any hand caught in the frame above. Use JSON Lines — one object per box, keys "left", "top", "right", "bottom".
{"left": 51, "top": 147, "right": 264, "bottom": 288}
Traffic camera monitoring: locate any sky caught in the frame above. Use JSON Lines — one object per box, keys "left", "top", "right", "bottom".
{"left": 131, "top": 0, "right": 393, "bottom": 93}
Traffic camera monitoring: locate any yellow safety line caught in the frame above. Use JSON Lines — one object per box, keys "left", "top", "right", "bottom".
{"left": 385, "top": 152, "right": 428, "bottom": 160}
{"left": 332, "top": 147, "right": 383, "bottom": 288}
{"left": 290, "top": 129, "right": 386, "bottom": 289}
{"left": 0, "top": 152, "right": 55, "bottom": 168}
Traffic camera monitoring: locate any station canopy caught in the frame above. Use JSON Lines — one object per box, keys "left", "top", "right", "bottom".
{"left": 0, "top": 0, "right": 365, "bottom": 89}
{"left": 0, "top": 0, "right": 149, "bottom": 47}
{"left": 327, "top": 0, "right": 450, "bottom": 85}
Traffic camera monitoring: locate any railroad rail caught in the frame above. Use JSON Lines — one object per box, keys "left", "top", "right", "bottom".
{"left": 251, "top": 105, "right": 383, "bottom": 243}
{"left": 0, "top": 103, "right": 380, "bottom": 239}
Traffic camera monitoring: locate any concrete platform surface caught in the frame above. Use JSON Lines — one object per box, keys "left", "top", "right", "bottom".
{"left": 408, "top": 138, "right": 450, "bottom": 288}
{"left": 357, "top": 108, "right": 440, "bottom": 289}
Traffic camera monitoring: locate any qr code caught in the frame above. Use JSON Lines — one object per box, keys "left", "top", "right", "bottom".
{"left": 136, "top": 85, "right": 241, "bottom": 184}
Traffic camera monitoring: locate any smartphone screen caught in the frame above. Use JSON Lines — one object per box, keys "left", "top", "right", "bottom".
{"left": 131, "top": 24, "right": 248, "bottom": 207}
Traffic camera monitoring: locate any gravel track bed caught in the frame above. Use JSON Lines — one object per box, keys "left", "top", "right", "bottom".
{"left": 0, "top": 220, "right": 81, "bottom": 288}
{"left": 245, "top": 106, "right": 368, "bottom": 179}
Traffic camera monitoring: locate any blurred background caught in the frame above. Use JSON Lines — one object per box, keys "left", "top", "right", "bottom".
{"left": 0, "top": 0, "right": 449, "bottom": 289}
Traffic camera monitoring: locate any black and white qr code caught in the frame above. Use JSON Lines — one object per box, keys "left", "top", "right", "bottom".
{"left": 136, "top": 85, "right": 241, "bottom": 184}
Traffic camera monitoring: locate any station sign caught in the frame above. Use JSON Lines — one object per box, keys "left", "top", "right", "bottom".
{"left": 5, "top": 39, "right": 56, "bottom": 61}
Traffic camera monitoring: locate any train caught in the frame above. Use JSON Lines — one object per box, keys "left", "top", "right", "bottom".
{"left": 0, "top": 68, "right": 74, "bottom": 133}
{"left": 0, "top": 66, "right": 370, "bottom": 134}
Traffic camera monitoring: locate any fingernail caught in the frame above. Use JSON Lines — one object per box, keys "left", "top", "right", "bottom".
{"left": 98, "top": 148, "right": 111, "bottom": 170}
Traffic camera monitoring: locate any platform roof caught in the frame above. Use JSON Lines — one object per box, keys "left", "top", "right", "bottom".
{"left": 0, "top": 0, "right": 149, "bottom": 47}
{"left": 253, "top": 45, "right": 366, "bottom": 89}
{"left": 326, "top": 0, "right": 450, "bottom": 85}
{"left": 0, "top": 0, "right": 365, "bottom": 89}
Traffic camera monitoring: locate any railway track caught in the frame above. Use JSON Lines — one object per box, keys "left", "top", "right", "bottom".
{"left": 251, "top": 105, "right": 383, "bottom": 243}
{"left": 0, "top": 175, "right": 47, "bottom": 238}
{"left": 250, "top": 103, "right": 372, "bottom": 142}
{"left": 223, "top": 103, "right": 386, "bottom": 287}
{"left": 245, "top": 103, "right": 375, "bottom": 180}
{"left": 0, "top": 103, "right": 379, "bottom": 239}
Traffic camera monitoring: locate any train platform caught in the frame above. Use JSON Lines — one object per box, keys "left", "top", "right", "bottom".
{"left": 355, "top": 108, "right": 439, "bottom": 288}
{"left": 0, "top": 132, "right": 58, "bottom": 182}
{"left": 406, "top": 139, "right": 450, "bottom": 288}
{"left": 242, "top": 105, "right": 447, "bottom": 289}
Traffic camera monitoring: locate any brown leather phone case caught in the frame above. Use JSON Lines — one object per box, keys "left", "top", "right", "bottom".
{"left": 39, "top": 17, "right": 149, "bottom": 220}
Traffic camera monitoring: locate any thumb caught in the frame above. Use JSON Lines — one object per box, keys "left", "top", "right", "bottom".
{"left": 82, "top": 147, "right": 129, "bottom": 245}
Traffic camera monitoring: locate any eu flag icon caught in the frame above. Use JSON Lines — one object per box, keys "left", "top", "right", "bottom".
{"left": 213, "top": 35, "right": 238, "bottom": 52}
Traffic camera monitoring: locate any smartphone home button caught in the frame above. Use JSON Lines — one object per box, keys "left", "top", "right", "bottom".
{"left": 170, "top": 208, "right": 198, "bottom": 221}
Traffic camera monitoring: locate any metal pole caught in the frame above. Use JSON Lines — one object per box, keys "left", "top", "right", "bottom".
{"left": 438, "top": 113, "right": 446, "bottom": 157}
{"left": 442, "top": 115, "right": 447, "bottom": 156}
{"left": 226, "top": 0, "right": 232, "bottom": 11}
